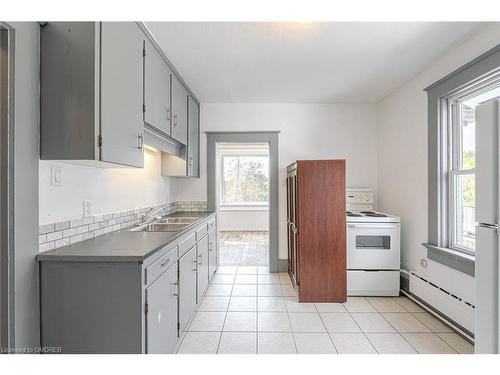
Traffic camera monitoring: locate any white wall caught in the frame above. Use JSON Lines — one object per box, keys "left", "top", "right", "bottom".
{"left": 175, "top": 103, "right": 379, "bottom": 258}
{"left": 219, "top": 209, "right": 269, "bottom": 231}
{"left": 376, "top": 23, "right": 500, "bottom": 304}
{"left": 39, "top": 149, "right": 176, "bottom": 224}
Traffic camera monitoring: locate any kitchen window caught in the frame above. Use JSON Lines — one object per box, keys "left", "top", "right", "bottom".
{"left": 447, "top": 85, "right": 500, "bottom": 255}
{"left": 425, "top": 45, "right": 500, "bottom": 275}
{"left": 220, "top": 154, "right": 269, "bottom": 207}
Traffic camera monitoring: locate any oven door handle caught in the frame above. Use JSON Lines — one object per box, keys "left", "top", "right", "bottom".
{"left": 347, "top": 224, "right": 400, "bottom": 229}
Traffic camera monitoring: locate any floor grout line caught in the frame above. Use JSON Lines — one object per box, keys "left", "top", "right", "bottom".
{"left": 214, "top": 269, "right": 235, "bottom": 354}
{"left": 314, "top": 302, "right": 339, "bottom": 354}
{"left": 344, "top": 297, "right": 379, "bottom": 354}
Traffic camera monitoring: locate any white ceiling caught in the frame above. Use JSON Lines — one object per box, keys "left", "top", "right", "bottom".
{"left": 146, "top": 22, "right": 482, "bottom": 103}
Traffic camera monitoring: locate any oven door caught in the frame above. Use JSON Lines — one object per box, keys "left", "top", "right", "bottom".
{"left": 347, "top": 223, "right": 400, "bottom": 270}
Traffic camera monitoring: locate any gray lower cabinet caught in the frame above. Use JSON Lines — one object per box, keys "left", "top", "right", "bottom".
{"left": 145, "top": 263, "right": 178, "bottom": 354}
{"left": 208, "top": 229, "right": 218, "bottom": 279}
{"left": 171, "top": 74, "right": 189, "bottom": 145}
{"left": 143, "top": 37, "right": 172, "bottom": 136}
{"left": 38, "top": 214, "right": 217, "bottom": 353}
{"left": 40, "top": 22, "right": 145, "bottom": 168}
{"left": 187, "top": 95, "right": 200, "bottom": 177}
{"left": 178, "top": 246, "right": 198, "bottom": 334}
{"left": 196, "top": 235, "right": 210, "bottom": 303}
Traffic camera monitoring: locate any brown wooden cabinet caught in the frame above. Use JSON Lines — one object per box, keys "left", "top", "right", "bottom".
{"left": 286, "top": 160, "right": 347, "bottom": 303}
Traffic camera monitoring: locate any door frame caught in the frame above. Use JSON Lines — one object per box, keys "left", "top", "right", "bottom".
{"left": 207, "top": 131, "right": 279, "bottom": 272}
{"left": 0, "top": 21, "right": 15, "bottom": 351}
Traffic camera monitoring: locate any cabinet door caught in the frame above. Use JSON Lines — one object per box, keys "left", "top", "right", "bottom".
{"left": 196, "top": 235, "right": 209, "bottom": 303}
{"left": 146, "top": 263, "right": 178, "bottom": 354}
{"left": 187, "top": 95, "right": 200, "bottom": 177}
{"left": 208, "top": 229, "right": 217, "bottom": 279}
{"left": 179, "top": 246, "right": 197, "bottom": 334}
{"left": 144, "top": 38, "right": 172, "bottom": 135}
{"left": 100, "top": 22, "right": 144, "bottom": 168}
{"left": 171, "top": 75, "right": 188, "bottom": 145}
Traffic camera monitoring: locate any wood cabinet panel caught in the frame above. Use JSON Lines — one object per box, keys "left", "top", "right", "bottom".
{"left": 287, "top": 160, "right": 346, "bottom": 303}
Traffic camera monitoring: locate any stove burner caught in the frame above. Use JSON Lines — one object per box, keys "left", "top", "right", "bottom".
{"left": 360, "top": 211, "right": 387, "bottom": 217}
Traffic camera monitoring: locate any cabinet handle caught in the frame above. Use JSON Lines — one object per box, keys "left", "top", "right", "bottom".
{"left": 188, "top": 157, "right": 193, "bottom": 166}
{"left": 167, "top": 108, "right": 171, "bottom": 122}
{"left": 193, "top": 259, "right": 198, "bottom": 271}
{"left": 197, "top": 254, "right": 202, "bottom": 265}
{"left": 208, "top": 243, "right": 212, "bottom": 252}
{"left": 160, "top": 258, "right": 171, "bottom": 268}
{"left": 137, "top": 132, "right": 144, "bottom": 150}
{"left": 173, "top": 281, "right": 179, "bottom": 296}
{"left": 173, "top": 114, "right": 178, "bottom": 127}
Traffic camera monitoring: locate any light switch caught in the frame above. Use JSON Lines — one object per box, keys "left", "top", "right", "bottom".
{"left": 50, "top": 166, "right": 63, "bottom": 186}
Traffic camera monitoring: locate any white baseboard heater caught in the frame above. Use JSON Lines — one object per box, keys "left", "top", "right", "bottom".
{"left": 409, "top": 271, "right": 475, "bottom": 333}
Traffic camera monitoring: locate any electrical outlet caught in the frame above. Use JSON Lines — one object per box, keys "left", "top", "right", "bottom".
{"left": 83, "top": 200, "right": 92, "bottom": 217}
{"left": 419, "top": 259, "right": 428, "bottom": 268}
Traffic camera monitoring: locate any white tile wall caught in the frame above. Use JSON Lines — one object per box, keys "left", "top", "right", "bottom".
{"left": 38, "top": 201, "right": 208, "bottom": 252}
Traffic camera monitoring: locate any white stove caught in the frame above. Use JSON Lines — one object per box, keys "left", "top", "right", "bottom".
{"left": 345, "top": 189, "right": 401, "bottom": 296}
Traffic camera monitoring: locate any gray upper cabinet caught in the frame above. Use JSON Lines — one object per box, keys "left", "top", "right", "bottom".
{"left": 171, "top": 74, "right": 189, "bottom": 145}
{"left": 143, "top": 38, "right": 172, "bottom": 136}
{"left": 146, "top": 263, "right": 178, "bottom": 354}
{"left": 40, "top": 22, "right": 145, "bottom": 168}
{"left": 100, "top": 22, "right": 144, "bottom": 168}
{"left": 187, "top": 96, "right": 200, "bottom": 177}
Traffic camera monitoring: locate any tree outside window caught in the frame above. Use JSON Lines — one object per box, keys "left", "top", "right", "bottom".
{"left": 221, "top": 155, "right": 269, "bottom": 205}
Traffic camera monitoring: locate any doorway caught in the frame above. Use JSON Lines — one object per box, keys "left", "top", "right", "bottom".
{"left": 207, "top": 132, "right": 279, "bottom": 272}
{"left": 217, "top": 143, "right": 270, "bottom": 267}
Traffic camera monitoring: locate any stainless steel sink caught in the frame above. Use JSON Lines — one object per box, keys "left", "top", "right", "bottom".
{"left": 158, "top": 217, "right": 200, "bottom": 225}
{"left": 131, "top": 222, "right": 189, "bottom": 232}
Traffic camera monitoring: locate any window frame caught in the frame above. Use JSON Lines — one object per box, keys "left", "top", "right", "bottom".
{"left": 425, "top": 44, "right": 500, "bottom": 276}
{"left": 447, "top": 99, "right": 476, "bottom": 255}
{"left": 437, "top": 74, "right": 500, "bottom": 258}
{"left": 219, "top": 153, "right": 270, "bottom": 208}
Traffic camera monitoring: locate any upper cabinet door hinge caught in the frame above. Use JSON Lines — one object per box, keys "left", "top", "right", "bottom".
{"left": 97, "top": 135, "right": 102, "bottom": 147}
{"left": 143, "top": 47, "right": 146, "bottom": 57}
{"left": 143, "top": 104, "right": 146, "bottom": 113}
{"left": 144, "top": 303, "right": 148, "bottom": 314}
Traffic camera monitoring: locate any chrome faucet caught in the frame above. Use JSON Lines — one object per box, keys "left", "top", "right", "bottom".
{"left": 141, "top": 207, "right": 165, "bottom": 224}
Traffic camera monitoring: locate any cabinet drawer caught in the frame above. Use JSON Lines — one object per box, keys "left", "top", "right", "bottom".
{"left": 145, "top": 247, "right": 177, "bottom": 285}
{"left": 179, "top": 232, "right": 196, "bottom": 257}
{"left": 196, "top": 224, "right": 208, "bottom": 241}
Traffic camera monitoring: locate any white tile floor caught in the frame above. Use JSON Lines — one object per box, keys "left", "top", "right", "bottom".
{"left": 176, "top": 266, "right": 474, "bottom": 354}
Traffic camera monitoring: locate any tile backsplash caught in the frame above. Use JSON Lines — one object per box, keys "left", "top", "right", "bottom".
{"left": 39, "top": 200, "right": 208, "bottom": 253}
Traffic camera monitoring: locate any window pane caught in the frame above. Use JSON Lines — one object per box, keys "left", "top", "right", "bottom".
{"left": 454, "top": 173, "right": 475, "bottom": 251}
{"left": 222, "top": 156, "right": 269, "bottom": 204}
{"left": 460, "top": 103, "right": 475, "bottom": 169}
